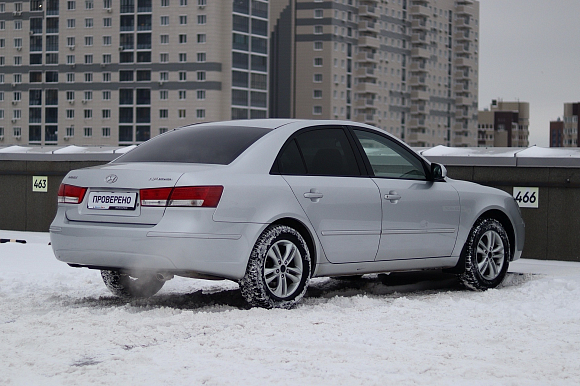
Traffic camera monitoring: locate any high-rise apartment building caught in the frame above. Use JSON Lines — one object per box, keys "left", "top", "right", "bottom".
{"left": 477, "top": 100, "right": 529, "bottom": 147}
{"left": 550, "top": 102, "right": 580, "bottom": 147}
{"left": 0, "top": 0, "right": 269, "bottom": 146}
{"left": 270, "top": 0, "right": 480, "bottom": 147}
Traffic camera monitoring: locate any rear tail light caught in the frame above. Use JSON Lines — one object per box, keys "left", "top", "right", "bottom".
{"left": 58, "top": 184, "right": 88, "bottom": 204}
{"left": 140, "top": 186, "right": 223, "bottom": 208}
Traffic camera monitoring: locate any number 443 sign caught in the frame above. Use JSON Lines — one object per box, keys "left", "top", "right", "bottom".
{"left": 513, "top": 187, "right": 539, "bottom": 208}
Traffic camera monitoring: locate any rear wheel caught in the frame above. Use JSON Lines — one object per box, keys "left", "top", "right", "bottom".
{"left": 239, "top": 225, "right": 311, "bottom": 309}
{"left": 459, "top": 218, "right": 510, "bottom": 291}
{"left": 101, "top": 270, "right": 165, "bottom": 298}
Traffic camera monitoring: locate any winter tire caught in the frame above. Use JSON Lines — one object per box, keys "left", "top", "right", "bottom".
{"left": 459, "top": 218, "right": 511, "bottom": 291}
{"left": 101, "top": 270, "right": 165, "bottom": 298}
{"left": 239, "top": 225, "right": 311, "bottom": 309}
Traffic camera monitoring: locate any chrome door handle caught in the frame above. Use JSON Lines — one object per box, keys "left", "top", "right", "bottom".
{"left": 384, "top": 191, "right": 401, "bottom": 203}
{"left": 304, "top": 192, "right": 324, "bottom": 199}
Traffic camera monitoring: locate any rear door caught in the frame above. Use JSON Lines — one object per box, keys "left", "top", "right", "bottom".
{"left": 274, "top": 126, "right": 381, "bottom": 264}
{"left": 350, "top": 128, "right": 460, "bottom": 260}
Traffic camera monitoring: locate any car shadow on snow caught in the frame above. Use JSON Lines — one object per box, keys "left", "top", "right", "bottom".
{"left": 59, "top": 270, "right": 533, "bottom": 312}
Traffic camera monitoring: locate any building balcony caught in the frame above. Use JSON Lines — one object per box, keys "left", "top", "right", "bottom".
{"left": 359, "top": 5, "right": 378, "bottom": 18}
{"left": 356, "top": 81, "right": 381, "bottom": 95}
{"left": 454, "top": 31, "right": 471, "bottom": 42}
{"left": 356, "top": 51, "right": 378, "bottom": 64}
{"left": 410, "top": 5, "right": 430, "bottom": 18}
{"left": 454, "top": 83, "right": 470, "bottom": 93}
{"left": 455, "top": 97, "right": 471, "bottom": 106}
{"left": 409, "top": 62, "right": 428, "bottom": 73}
{"left": 411, "top": 47, "right": 431, "bottom": 59}
{"left": 358, "top": 20, "right": 378, "bottom": 33}
{"left": 411, "top": 33, "right": 427, "bottom": 44}
{"left": 410, "top": 104, "right": 427, "bottom": 115}
{"left": 411, "top": 19, "right": 428, "bottom": 31}
{"left": 455, "top": 18, "right": 472, "bottom": 29}
{"left": 409, "top": 76, "right": 427, "bottom": 86}
{"left": 358, "top": 36, "right": 381, "bottom": 49}
{"left": 355, "top": 98, "right": 375, "bottom": 108}
{"left": 455, "top": 5, "right": 476, "bottom": 16}
{"left": 454, "top": 70, "right": 470, "bottom": 80}
{"left": 409, "top": 119, "right": 427, "bottom": 128}
{"left": 411, "top": 90, "right": 430, "bottom": 101}
{"left": 454, "top": 57, "right": 476, "bottom": 68}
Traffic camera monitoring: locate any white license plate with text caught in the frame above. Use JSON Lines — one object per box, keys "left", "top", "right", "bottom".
{"left": 87, "top": 192, "right": 137, "bottom": 210}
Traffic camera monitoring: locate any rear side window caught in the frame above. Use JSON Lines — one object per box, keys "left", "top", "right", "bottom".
{"left": 276, "top": 127, "right": 361, "bottom": 176}
{"left": 113, "top": 125, "right": 270, "bottom": 165}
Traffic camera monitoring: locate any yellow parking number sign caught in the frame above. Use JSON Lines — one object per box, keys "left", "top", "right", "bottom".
{"left": 33, "top": 176, "right": 48, "bottom": 192}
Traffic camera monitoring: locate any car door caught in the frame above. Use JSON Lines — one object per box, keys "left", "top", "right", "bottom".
{"left": 273, "top": 126, "right": 382, "bottom": 264}
{"left": 351, "top": 128, "right": 460, "bottom": 261}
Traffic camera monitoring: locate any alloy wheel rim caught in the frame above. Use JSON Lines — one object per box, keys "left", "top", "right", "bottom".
{"left": 263, "top": 240, "right": 303, "bottom": 298}
{"left": 475, "top": 230, "right": 505, "bottom": 280}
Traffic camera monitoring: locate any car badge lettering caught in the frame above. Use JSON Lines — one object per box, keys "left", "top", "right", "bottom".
{"left": 105, "top": 174, "right": 118, "bottom": 184}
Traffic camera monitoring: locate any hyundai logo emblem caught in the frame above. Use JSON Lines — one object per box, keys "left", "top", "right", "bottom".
{"left": 105, "top": 174, "right": 118, "bottom": 184}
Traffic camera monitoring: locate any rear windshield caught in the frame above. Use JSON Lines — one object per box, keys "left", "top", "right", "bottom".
{"left": 113, "top": 125, "right": 271, "bottom": 165}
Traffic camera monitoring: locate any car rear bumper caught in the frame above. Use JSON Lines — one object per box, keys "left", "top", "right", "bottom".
{"left": 49, "top": 207, "right": 264, "bottom": 280}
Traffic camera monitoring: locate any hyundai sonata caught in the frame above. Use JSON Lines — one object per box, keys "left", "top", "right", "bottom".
{"left": 50, "top": 120, "right": 525, "bottom": 308}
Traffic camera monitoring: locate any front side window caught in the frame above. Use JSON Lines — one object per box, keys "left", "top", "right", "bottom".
{"left": 352, "top": 129, "right": 426, "bottom": 180}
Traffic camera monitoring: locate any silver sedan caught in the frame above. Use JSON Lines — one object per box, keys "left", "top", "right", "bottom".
{"left": 50, "top": 119, "right": 525, "bottom": 308}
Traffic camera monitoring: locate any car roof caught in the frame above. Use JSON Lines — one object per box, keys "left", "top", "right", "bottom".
{"left": 178, "top": 119, "right": 372, "bottom": 131}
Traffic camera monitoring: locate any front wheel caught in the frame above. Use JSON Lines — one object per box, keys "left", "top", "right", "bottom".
{"left": 459, "top": 218, "right": 511, "bottom": 291}
{"left": 239, "top": 225, "right": 311, "bottom": 309}
{"left": 101, "top": 270, "right": 165, "bottom": 298}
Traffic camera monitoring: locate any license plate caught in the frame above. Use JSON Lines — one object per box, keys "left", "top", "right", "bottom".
{"left": 87, "top": 192, "right": 137, "bottom": 210}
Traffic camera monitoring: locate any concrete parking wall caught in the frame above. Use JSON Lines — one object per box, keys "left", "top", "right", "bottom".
{"left": 1, "top": 146, "right": 579, "bottom": 262}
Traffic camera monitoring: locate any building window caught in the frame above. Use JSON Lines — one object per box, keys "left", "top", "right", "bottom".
{"left": 197, "top": 15, "right": 206, "bottom": 24}
{"left": 314, "top": 41, "right": 323, "bottom": 50}
{"left": 102, "top": 54, "right": 111, "bottom": 63}
{"left": 103, "top": 0, "right": 111, "bottom": 9}
{"left": 84, "top": 73, "right": 93, "bottom": 82}
{"left": 103, "top": 17, "right": 111, "bottom": 27}
{"left": 86, "top": 0, "right": 94, "bottom": 10}
{"left": 159, "top": 109, "right": 168, "bottom": 119}
{"left": 179, "top": 34, "right": 187, "bottom": 43}
{"left": 84, "top": 54, "right": 93, "bottom": 64}
{"left": 102, "top": 109, "right": 111, "bottom": 119}
{"left": 160, "top": 16, "right": 169, "bottom": 26}
{"left": 84, "top": 109, "right": 92, "bottom": 119}
{"left": 67, "top": 19, "right": 75, "bottom": 28}
{"left": 66, "top": 109, "right": 75, "bottom": 119}
{"left": 160, "top": 53, "right": 169, "bottom": 63}
{"left": 313, "top": 74, "right": 322, "bottom": 82}
{"left": 179, "top": 90, "right": 186, "bottom": 100}
{"left": 197, "top": 71, "right": 206, "bottom": 81}
{"left": 14, "top": 56, "right": 22, "bottom": 66}
{"left": 160, "top": 34, "right": 169, "bottom": 44}
{"left": 197, "top": 34, "right": 206, "bottom": 43}
{"left": 179, "top": 53, "right": 187, "bottom": 62}
{"left": 314, "top": 9, "right": 323, "bottom": 18}
{"left": 84, "top": 127, "right": 92, "bottom": 137}
{"left": 180, "top": 0, "right": 187, "bottom": 5}
{"left": 159, "top": 90, "right": 168, "bottom": 100}
{"left": 178, "top": 109, "right": 186, "bottom": 118}
{"left": 67, "top": 73, "right": 75, "bottom": 82}
{"left": 196, "top": 109, "right": 205, "bottom": 119}
{"left": 85, "top": 18, "right": 93, "bottom": 28}
{"left": 160, "top": 71, "right": 169, "bottom": 81}
{"left": 179, "top": 71, "right": 186, "bottom": 81}
{"left": 102, "top": 90, "right": 111, "bottom": 100}
{"left": 67, "top": 1, "right": 76, "bottom": 10}
{"left": 314, "top": 58, "right": 323, "bottom": 67}
{"left": 197, "top": 52, "right": 206, "bottom": 62}
{"left": 102, "top": 127, "right": 111, "bottom": 137}
{"left": 14, "top": 127, "right": 22, "bottom": 137}
{"left": 84, "top": 91, "right": 93, "bottom": 101}
{"left": 161, "top": 0, "right": 169, "bottom": 7}
{"left": 314, "top": 25, "right": 323, "bottom": 34}
{"left": 197, "top": 90, "right": 206, "bottom": 100}
{"left": 313, "top": 90, "right": 322, "bottom": 99}
{"left": 313, "top": 106, "right": 322, "bottom": 115}
{"left": 180, "top": 15, "right": 187, "bottom": 25}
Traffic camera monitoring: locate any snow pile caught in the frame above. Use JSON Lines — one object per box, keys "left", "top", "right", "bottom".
{"left": 1, "top": 231, "right": 579, "bottom": 385}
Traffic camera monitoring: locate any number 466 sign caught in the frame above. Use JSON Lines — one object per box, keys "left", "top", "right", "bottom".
{"left": 513, "top": 187, "right": 539, "bottom": 208}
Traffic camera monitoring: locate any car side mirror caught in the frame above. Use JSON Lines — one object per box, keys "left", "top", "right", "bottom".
{"left": 431, "top": 163, "right": 447, "bottom": 181}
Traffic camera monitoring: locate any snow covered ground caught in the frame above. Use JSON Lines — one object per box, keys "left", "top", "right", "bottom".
{"left": 1, "top": 230, "right": 579, "bottom": 386}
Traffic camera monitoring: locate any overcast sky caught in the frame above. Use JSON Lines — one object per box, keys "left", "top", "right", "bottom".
{"left": 478, "top": 0, "right": 580, "bottom": 147}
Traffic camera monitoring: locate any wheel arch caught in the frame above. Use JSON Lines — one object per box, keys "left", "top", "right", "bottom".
{"left": 475, "top": 209, "right": 516, "bottom": 260}
{"left": 269, "top": 217, "right": 318, "bottom": 277}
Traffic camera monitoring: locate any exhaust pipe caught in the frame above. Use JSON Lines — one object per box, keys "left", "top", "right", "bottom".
{"left": 155, "top": 272, "right": 174, "bottom": 282}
